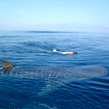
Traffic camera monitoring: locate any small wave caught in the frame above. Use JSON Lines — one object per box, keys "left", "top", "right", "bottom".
{"left": 21, "top": 41, "right": 56, "bottom": 50}
{"left": 36, "top": 103, "right": 57, "bottom": 109}
{"left": 26, "top": 31, "right": 73, "bottom": 33}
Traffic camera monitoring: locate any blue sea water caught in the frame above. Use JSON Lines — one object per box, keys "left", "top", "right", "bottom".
{"left": 0, "top": 31, "right": 109, "bottom": 109}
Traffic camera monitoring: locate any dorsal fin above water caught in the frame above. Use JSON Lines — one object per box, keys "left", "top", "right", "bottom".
{"left": 2, "top": 61, "right": 14, "bottom": 70}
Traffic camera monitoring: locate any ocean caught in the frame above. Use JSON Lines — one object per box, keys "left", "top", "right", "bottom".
{"left": 0, "top": 31, "right": 109, "bottom": 109}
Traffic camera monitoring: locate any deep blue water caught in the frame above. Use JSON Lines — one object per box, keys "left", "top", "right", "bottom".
{"left": 0, "top": 31, "right": 109, "bottom": 109}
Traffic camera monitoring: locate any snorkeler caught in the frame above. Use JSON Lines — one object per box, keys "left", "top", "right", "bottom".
{"left": 53, "top": 49, "right": 77, "bottom": 54}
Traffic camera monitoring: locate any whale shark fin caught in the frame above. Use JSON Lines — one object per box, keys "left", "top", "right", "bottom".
{"left": 2, "top": 61, "right": 14, "bottom": 70}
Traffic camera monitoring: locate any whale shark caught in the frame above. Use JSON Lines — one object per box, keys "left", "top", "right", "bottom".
{"left": 1, "top": 60, "right": 107, "bottom": 80}
{"left": 1, "top": 60, "right": 108, "bottom": 95}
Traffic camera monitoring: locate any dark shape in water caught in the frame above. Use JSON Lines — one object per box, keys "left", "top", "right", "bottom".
{"left": 1, "top": 60, "right": 108, "bottom": 95}
{"left": 2, "top": 61, "right": 14, "bottom": 70}
{"left": 1, "top": 60, "right": 107, "bottom": 80}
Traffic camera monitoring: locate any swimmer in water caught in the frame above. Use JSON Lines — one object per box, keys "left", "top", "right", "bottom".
{"left": 53, "top": 49, "right": 77, "bottom": 54}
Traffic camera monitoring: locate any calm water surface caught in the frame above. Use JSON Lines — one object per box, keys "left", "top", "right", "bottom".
{"left": 0, "top": 31, "right": 109, "bottom": 109}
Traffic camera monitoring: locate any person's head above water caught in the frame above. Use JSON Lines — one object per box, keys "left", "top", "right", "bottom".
{"left": 67, "top": 51, "right": 77, "bottom": 54}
